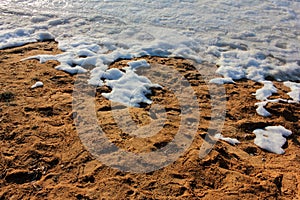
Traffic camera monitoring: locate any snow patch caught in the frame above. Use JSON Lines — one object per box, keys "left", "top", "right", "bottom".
{"left": 31, "top": 81, "right": 44, "bottom": 89}
{"left": 103, "top": 70, "right": 161, "bottom": 107}
{"left": 55, "top": 65, "right": 87, "bottom": 75}
{"left": 253, "top": 126, "right": 292, "bottom": 154}
{"left": 254, "top": 81, "right": 277, "bottom": 101}
{"left": 126, "top": 59, "right": 150, "bottom": 71}
{"left": 209, "top": 77, "right": 235, "bottom": 84}
{"left": 35, "top": 32, "right": 55, "bottom": 41}
{"left": 255, "top": 101, "right": 271, "bottom": 117}
{"left": 284, "top": 81, "right": 300, "bottom": 103}
{"left": 214, "top": 133, "right": 240, "bottom": 145}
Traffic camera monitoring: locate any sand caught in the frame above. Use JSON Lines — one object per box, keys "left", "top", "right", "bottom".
{"left": 0, "top": 41, "right": 299, "bottom": 199}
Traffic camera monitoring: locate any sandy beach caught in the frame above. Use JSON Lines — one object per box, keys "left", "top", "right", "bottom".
{"left": 0, "top": 41, "right": 299, "bottom": 199}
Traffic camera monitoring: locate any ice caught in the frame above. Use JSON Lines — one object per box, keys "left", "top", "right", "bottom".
{"left": 31, "top": 81, "right": 44, "bottom": 89}
{"left": 253, "top": 126, "right": 292, "bottom": 154}
{"left": 214, "top": 133, "right": 240, "bottom": 145}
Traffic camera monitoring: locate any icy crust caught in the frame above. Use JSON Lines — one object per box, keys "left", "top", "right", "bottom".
{"left": 253, "top": 126, "right": 292, "bottom": 154}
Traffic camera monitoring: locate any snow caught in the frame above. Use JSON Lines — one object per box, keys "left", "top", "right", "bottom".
{"left": 31, "top": 81, "right": 44, "bottom": 89}
{"left": 35, "top": 32, "right": 55, "bottom": 41}
{"left": 102, "top": 70, "right": 159, "bottom": 107}
{"left": 255, "top": 98, "right": 288, "bottom": 117}
{"left": 284, "top": 81, "right": 300, "bottom": 103}
{"left": 101, "top": 68, "right": 125, "bottom": 80}
{"left": 1, "top": 1, "right": 300, "bottom": 79}
{"left": 214, "top": 49, "right": 300, "bottom": 83}
{"left": 126, "top": 59, "right": 150, "bottom": 71}
{"left": 253, "top": 81, "right": 279, "bottom": 117}
{"left": 102, "top": 61, "right": 161, "bottom": 107}
{"left": 0, "top": 2, "right": 299, "bottom": 103}
{"left": 209, "top": 78, "right": 235, "bottom": 85}
{"left": 0, "top": 28, "right": 54, "bottom": 49}
{"left": 254, "top": 81, "right": 277, "bottom": 101}
{"left": 55, "top": 65, "right": 87, "bottom": 75}
{"left": 255, "top": 101, "right": 271, "bottom": 117}
{"left": 214, "top": 133, "right": 240, "bottom": 145}
{"left": 253, "top": 126, "right": 292, "bottom": 154}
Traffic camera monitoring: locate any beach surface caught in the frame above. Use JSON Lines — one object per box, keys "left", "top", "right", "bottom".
{"left": 0, "top": 42, "right": 299, "bottom": 199}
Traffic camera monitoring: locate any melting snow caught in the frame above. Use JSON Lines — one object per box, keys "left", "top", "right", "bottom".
{"left": 284, "top": 81, "right": 300, "bottom": 103}
{"left": 254, "top": 81, "right": 277, "bottom": 101}
{"left": 214, "top": 133, "right": 240, "bottom": 145}
{"left": 253, "top": 126, "right": 292, "bottom": 154}
{"left": 31, "top": 81, "right": 44, "bottom": 89}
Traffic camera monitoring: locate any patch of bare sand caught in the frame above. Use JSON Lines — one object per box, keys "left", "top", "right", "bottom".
{"left": 0, "top": 42, "right": 299, "bottom": 199}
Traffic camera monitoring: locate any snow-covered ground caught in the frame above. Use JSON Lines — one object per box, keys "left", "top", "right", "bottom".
{"left": 1, "top": 0, "right": 299, "bottom": 153}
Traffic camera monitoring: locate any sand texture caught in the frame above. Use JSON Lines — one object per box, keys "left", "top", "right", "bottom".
{"left": 0, "top": 42, "right": 300, "bottom": 199}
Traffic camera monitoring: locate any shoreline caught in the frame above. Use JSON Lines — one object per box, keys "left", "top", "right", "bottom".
{"left": 0, "top": 42, "right": 299, "bottom": 199}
